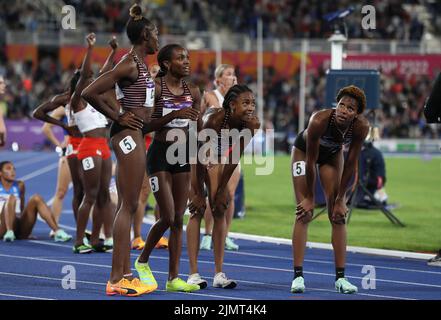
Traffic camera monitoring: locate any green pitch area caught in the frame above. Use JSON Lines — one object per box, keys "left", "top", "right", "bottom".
{"left": 231, "top": 155, "right": 441, "bottom": 253}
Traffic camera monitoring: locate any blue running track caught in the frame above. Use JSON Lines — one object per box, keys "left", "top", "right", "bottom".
{"left": 0, "top": 151, "right": 440, "bottom": 300}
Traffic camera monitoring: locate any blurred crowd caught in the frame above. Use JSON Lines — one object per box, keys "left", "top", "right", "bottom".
{"left": 0, "top": 0, "right": 440, "bottom": 147}
{"left": 1, "top": 55, "right": 439, "bottom": 145}
{"left": 1, "top": 0, "right": 440, "bottom": 40}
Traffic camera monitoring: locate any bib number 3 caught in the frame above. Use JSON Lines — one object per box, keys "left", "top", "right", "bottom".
{"left": 82, "top": 157, "right": 95, "bottom": 171}
{"left": 119, "top": 136, "right": 137, "bottom": 155}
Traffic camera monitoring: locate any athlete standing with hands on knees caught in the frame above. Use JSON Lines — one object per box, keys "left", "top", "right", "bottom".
{"left": 290, "top": 85, "right": 369, "bottom": 294}
{"left": 199, "top": 64, "right": 241, "bottom": 252}
{"left": 187, "top": 84, "right": 260, "bottom": 289}
{"left": 82, "top": 4, "right": 197, "bottom": 296}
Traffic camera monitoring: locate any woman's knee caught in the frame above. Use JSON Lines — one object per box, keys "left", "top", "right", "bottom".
{"left": 97, "top": 190, "right": 110, "bottom": 208}
{"left": 211, "top": 208, "right": 226, "bottom": 220}
{"left": 56, "top": 187, "right": 68, "bottom": 199}
{"left": 121, "top": 198, "right": 139, "bottom": 214}
{"left": 30, "top": 194, "right": 44, "bottom": 204}
{"left": 157, "top": 211, "right": 175, "bottom": 228}
{"left": 171, "top": 214, "right": 183, "bottom": 230}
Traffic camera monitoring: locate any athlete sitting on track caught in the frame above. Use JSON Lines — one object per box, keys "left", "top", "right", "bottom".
{"left": 0, "top": 161, "right": 72, "bottom": 242}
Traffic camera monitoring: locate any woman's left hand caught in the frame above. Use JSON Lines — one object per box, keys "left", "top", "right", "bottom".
{"left": 332, "top": 198, "right": 348, "bottom": 225}
{"left": 213, "top": 188, "right": 229, "bottom": 216}
{"left": 189, "top": 193, "right": 206, "bottom": 216}
{"left": 242, "top": 115, "right": 261, "bottom": 131}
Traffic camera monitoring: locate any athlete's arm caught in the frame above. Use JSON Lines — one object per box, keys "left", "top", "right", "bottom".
{"left": 188, "top": 85, "right": 206, "bottom": 215}
{"left": 41, "top": 107, "right": 66, "bottom": 148}
{"left": 304, "top": 114, "right": 325, "bottom": 199}
{"left": 70, "top": 33, "right": 96, "bottom": 112}
{"left": 18, "top": 181, "right": 25, "bottom": 213}
{"left": 333, "top": 117, "right": 370, "bottom": 223}
{"left": 99, "top": 36, "right": 118, "bottom": 76}
{"left": 296, "top": 112, "right": 327, "bottom": 218}
{"left": 0, "top": 109, "right": 6, "bottom": 146}
{"left": 33, "top": 92, "right": 71, "bottom": 130}
{"left": 82, "top": 57, "right": 143, "bottom": 129}
{"left": 200, "top": 91, "right": 217, "bottom": 115}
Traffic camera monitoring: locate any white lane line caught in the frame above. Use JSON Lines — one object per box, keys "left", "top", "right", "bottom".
{"left": 0, "top": 252, "right": 411, "bottom": 301}
{"left": 0, "top": 292, "right": 55, "bottom": 300}
{"left": 14, "top": 154, "right": 56, "bottom": 168}
{"left": 143, "top": 216, "right": 439, "bottom": 275}
{"left": 19, "top": 163, "right": 59, "bottom": 181}
{"left": 0, "top": 254, "right": 248, "bottom": 300}
{"left": 22, "top": 241, "right": 441, "bottom": 292}
{"left": 226, "top": 251, "right": 441, "bottom": 276}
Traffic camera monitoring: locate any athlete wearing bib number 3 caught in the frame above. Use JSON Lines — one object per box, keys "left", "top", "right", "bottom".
{"left": 69, "top": 33, "right": 115, "bottom": 255}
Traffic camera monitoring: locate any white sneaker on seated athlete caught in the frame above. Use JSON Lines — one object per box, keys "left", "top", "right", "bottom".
{"left": 187, "top": 273, "right": 208, "bottom": 289}
{"left": 213, "top": 272, "right": 237, "bottom": 289}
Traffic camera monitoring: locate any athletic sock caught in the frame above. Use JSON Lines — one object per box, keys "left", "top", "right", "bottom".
{"left": 336, "top": 268, "right": 345, "bottom": 280}
{"left": 294, "top": 266, "right": 303, "bottom": 279}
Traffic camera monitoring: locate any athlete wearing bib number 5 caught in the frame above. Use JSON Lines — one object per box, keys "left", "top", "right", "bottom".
{"left": 82, "top": 5, "right": 198, "bottom": 297}
{"left": 290, "top": 85, "right": 369, "bottom": 295}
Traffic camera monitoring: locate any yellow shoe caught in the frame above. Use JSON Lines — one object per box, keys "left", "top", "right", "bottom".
{"left": 155, "top": 237, "right": 168, "bottom": 249}
{"left": 131, "top": 237, "right": 145, "bottom": 250}
{"left": 106, "top": 277, "right": 151, "bottom": 297}
{"left": 131, "top": 277, "right": 157, "bottom": 294}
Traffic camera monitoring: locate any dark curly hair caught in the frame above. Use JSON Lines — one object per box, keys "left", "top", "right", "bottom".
{"left": 0, "top": 161, "right": 12, "bottom": 172}
{"left": 336, "top": 85, "right": 367, "bottom": 114}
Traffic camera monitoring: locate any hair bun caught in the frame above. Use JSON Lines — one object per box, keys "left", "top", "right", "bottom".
{"left": 129, "top": 4, "right": 143, "bottom": 21}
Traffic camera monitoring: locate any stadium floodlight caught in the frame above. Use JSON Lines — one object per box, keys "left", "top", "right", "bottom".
{"left": 323, "top": 6, "right": 355, "bottom": 22}
{"left": 324, "top": 6, "right": 355, "bottom": 39}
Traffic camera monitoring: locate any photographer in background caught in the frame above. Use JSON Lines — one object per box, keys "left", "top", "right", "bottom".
{"left": 356, "top": 140, "right": 388, "bottom": 209}
{"left": 424, "top": 72, "right": 441, "bottom": 123}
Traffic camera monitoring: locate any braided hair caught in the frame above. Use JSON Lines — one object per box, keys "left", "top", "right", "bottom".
{"left": 222, "top": 84, "right": 253, "bottom": 111}
{"left": 156, "top": 44, "right": 184, "bottom": 78}
{"left": 221, "top": 84, "right": 253, "bottom": 130}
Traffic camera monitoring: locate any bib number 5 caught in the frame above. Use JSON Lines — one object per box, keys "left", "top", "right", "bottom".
{"left": 119, "top": 136, "right": 137, "bottom": 155}
{"left": 293, "top": 161, "right": 306, "bottom": 177}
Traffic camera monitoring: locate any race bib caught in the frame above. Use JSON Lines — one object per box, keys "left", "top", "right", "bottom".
{"left": 119, "top": 136, "right": 137, "bottom": 155}
{"left": 144, "top": 80, "right": 155, "bottom": 108}
{"left": 66, "top": 144, "right": 74, "bottom": 156}
{"left": 293, "top": 161, "right": 306, "bottom": 177}
{"left": 82, "top": 157, "right": 95, "bottom": 171}
{"left": 163, "top": 107, "right": 189, "bottom": 128}
{"left": 149, "top": 176, "right": 159, "bottom": 193}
